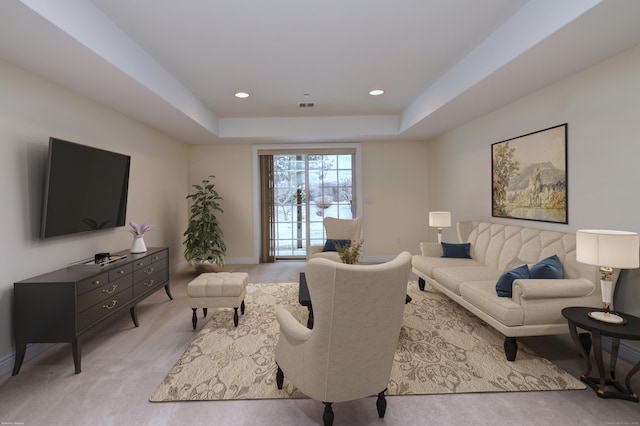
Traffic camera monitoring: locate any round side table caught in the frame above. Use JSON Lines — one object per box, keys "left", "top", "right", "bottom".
{"left": 562, "top": 306, "right": 640, "bottom": 402}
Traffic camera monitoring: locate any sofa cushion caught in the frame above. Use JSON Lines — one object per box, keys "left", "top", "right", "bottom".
{"left": 496, "top": 264, "right": 530, "bottom": 297}
{"left": 460, "top": 281, "right": 525, "bottom": 326}
{"left": 530, "top": 254, "right": 563, "bottom": 279}
{"left": 433, "top": 265, "right": 501, "bottom": 295}
{"left": 411, "top": 255, "right": 479, "bottom": 278}
{"left": 441, "top": 242, "right": 472, "bottom": 259}
{"left": 322, "top": 239, "right": 350, "bottom": 252}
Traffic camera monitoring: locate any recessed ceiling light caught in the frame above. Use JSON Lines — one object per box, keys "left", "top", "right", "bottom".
{"left": 369, "top": 89, "right": 384, "bottom": 96}
{"left": 235, "top": 92, "right": 249, "bottom": 98}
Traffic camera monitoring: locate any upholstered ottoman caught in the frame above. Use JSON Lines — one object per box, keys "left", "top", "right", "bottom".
{"left": 186, "top": 272, "right": 248, "bottom": 329}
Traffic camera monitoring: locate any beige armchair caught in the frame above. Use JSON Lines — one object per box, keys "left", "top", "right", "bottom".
{"left": 307, "top": 216, "right": 363, "bottom": 262}
{"left": 275, "top": 251, "right": 412, "bottom": 426}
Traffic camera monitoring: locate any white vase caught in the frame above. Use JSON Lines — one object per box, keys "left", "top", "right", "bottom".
{"left": 131, "top": 236, "right": 147, "bottom": 253}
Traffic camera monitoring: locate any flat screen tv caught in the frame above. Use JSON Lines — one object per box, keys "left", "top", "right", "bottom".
{"left": 41, "top": 138, "right": 131, "bottom": 239}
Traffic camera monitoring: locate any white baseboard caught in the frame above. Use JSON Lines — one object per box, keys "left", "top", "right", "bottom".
{"left": 224, "top": 257, "right": 259, "bottom": 265}
{"left": 602, "top": 338, "right": 640, "bottom": 365}
{"left": 0, "top": 343, "right": 53, "bottom": 377}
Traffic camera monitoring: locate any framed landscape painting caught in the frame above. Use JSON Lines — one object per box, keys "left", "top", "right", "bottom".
{"left": 491, "top": 124, "right": 568, "bottom": 224}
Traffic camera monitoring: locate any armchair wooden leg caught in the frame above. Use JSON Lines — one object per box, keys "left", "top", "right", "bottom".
{"left": 191, "top": 308, "right": 197, "bottom": 330}
{"left": 418, "top": 277, "right": 426, "bottom": 291}
{"left": 276, "top": 365, "right": 284, "bottom": 389}
{"left": 323, "top": 402, "right": 334, "bottom": 426}
{"left": 376, "top": 390, "right": 387, "bottom": 418}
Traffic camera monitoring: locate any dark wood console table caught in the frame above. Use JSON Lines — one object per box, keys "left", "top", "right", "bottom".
{"left": 12, "top": 247, "right": 172, "bottom": 375}
{"left": 562, "top": 306, "right": 640, "bottom": 402}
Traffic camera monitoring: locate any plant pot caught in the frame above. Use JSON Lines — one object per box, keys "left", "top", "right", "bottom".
{"left": 192, "top": 260, "right": 222, "bottom": 273}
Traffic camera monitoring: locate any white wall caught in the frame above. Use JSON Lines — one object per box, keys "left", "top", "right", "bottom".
{"left": 361, "top": 140, "right": 431, "bottom": 258}
{"left": 188, "top": 140, "right": 430, "bottom": 263}
{"left": 189, "top": 144, "right": 256, "bottom": 263}
{"left": 0, "top": 60, "right": 190, "bottom": 365}
{"left": 426, "top": 44, "right": 640, "bottom": 358}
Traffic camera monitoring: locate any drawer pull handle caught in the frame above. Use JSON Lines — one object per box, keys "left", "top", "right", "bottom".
{"left": 136, "top": 262, "right": 144, "bottom": 266}
{"left": 144, "top": 279, "right": 155, "bottom": 287}
{"left": 102, "top": 300, "right": 118, "bottom": 310}
{"left": 153, "top": 256, "right": 159, "bottom": 261}
{"left": 144, "top": 267, "right": 154, "bottom": 274}
{"left": 118, "top": 270, "right": 125, "bottom": 275}
{"left": 93, "top": 280, "right": 101, "bottom": 285}
{"left": 102, "top": 285, "right": 118, "bottom": 294}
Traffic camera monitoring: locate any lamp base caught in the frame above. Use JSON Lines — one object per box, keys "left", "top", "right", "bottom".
{"left": 587, "top": 311, "right": 626, "bottom": 324}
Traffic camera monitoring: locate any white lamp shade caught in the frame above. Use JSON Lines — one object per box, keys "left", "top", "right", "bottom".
{"left": 429, "top": 211, "right": 451, "bottom": 228}
{"left": 576, "top": 229, "right": 640, "bottom": 269}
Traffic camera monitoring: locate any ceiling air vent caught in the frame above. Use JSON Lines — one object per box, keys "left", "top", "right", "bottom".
{"left": 298, "top": 102, "right": 316, "bottom": 108}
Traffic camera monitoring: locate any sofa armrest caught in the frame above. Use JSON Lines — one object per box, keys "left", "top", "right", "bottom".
{"left": 419, "top": 242, "right": 443, "bottom": 257}
{"left": 512, "top": 278, "right": 596, "bottom": 303}
{"left": 276, "top": 309, "right": 312, "bottom": 343}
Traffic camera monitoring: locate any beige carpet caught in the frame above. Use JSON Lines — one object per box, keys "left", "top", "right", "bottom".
{"left": 150, "top": 282, "right": 585, "bottom": 402}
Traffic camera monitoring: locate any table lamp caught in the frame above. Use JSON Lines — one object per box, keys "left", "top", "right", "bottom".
{"left": 429, "top": 211, "right": 451, "bottom": 244}
{"left": 576, "top": 229, "right": 639, "bottom": 324}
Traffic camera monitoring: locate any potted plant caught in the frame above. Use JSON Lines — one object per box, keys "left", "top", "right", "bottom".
{"left": 335, "top": 240, "right": 363, "bottom": 264}
{"left": 184, "top": 176, "right": 227, "bottom": 272}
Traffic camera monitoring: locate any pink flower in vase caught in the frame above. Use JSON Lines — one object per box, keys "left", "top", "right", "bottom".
{"left": 129, "top": 221, "right": 153, "bottom": 236}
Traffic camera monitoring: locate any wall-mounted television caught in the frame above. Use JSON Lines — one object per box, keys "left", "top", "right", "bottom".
{"left": 41, "top": 137, "right": 131, "bottom": 239}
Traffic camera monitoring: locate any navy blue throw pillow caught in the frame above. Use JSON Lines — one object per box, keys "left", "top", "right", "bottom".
{"left": 530, "top": 255, "right": 563, "bottom": 279}
{"left": 322, "top": 239, "right": 350, "bottom": 252}
{"left": 441, "top": 242, "right": 472, "bottom": 259}
{"left": 496, "top": 264, "right": 530, "bottom": 297}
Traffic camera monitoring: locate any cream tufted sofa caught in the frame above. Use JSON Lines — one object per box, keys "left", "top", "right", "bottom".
{"left": 411, "top": 220, "right": 618, "bottom": 361}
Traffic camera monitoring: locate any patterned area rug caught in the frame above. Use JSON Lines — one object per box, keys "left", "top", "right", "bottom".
{"left": 150, "top": 282, "right": 584, "bottom": 401}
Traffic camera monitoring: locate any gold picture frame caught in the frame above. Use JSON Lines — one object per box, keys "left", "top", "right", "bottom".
{"left": 491, "top": 124, "right": 568, "bottom": 224}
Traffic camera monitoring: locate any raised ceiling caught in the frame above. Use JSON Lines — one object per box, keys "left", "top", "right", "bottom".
{"left": 1, "top": 0, "right": 640, "bottom": 144}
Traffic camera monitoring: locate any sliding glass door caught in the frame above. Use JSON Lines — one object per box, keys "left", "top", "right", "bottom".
{"left": 260, "top": 150, "right": 356, "bottom": 259}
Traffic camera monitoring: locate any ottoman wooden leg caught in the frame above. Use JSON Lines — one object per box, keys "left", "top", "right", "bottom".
{"left": 241, "top": 300, "right": 246, "bottom": 315}
{"left": 191, "top": 308, "right": 198, "bottom": 330}
{"left": 233, "top": 307, "right": 239, "bottom": 327}
{"left": 203, "top": 308, "right": 208, "bottom": 317}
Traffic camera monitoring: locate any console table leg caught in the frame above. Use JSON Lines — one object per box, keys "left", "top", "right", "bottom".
{"left": 12, "top": 343, "right": 27, "bottom": 376}
{"left": 568, "top": 321, "right": 593, "bottom": 377}
{"left": 610, "top": 337, "right": 620, "bottom": 381}
{"left": 592, "top": 330, "right": 606, "bottom": 394}
{"left": 130, "top": 306, "right": 139, "bottom": 327}
{"left": 624, "top": 359, "right": 640, "bottom": 401}
{"left": 72, "top": 339, "right": 82, "bottom": 374}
